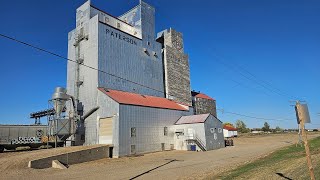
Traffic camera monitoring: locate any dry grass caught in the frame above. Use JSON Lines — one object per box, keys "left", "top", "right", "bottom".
{"left": 214, "top": 136, "right": 320, "bottom": 180}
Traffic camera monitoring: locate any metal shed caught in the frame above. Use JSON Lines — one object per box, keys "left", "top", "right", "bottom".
{"left": 174, "top": 114, "right": 225, "bottom": 151}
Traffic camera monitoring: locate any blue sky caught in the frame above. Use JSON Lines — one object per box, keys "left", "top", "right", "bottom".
{"left": 0, "top": 0, "right": 319, "bottom": 129}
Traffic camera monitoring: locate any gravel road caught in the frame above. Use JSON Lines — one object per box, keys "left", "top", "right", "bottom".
{"left": 1, "top": 133, "right": 318, "bottom": 180}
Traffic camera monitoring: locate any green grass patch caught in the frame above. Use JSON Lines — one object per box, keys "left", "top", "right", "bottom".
{"left": 217, "top": 136, "right": 320, "bottom": 179}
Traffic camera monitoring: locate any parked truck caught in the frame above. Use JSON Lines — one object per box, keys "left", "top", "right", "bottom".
{"left": 223, "top": 125, "right": 238, "bottom": 146}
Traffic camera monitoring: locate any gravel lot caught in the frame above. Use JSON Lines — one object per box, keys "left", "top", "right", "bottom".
{"left": 1, "top": 133, "right": 318, "bottom": 180}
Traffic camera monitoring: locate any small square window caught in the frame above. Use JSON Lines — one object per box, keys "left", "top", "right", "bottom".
{"left": 131, "top": 127, "right": 136, "bottom": 137}
{"left": 131, "top": 144, "right": 136, "bottom": 154}
{"left": 164, "top": 127, "right": 168, "bottom": 136}
{"left": 117, "top": 22, "right": 121, "bottom": 28}
{"left": 210, "top": 128, "right": 215, "bottom": 133}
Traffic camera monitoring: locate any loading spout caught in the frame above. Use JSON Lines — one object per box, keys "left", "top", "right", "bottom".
{"left": 82, "top": 107, "right": 100, "bottom": 121}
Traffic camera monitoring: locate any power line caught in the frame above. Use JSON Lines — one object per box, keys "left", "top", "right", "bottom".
{"left": 0, "top": 33, "right": 168, "bottom": 98}
{"left": 208, "top": 47, "right": 300, "bottom": 100}
{"left": 217, "top": 109, "right": 294, "bottom": 122}
{"left": 0, "top": 33, "right": 295, "bottom": 123}
{"left": 213, "top": 67, "right": 274, "bottom": 98}
{"left": 212, "top": 54, "right": 292, "bottom": 100}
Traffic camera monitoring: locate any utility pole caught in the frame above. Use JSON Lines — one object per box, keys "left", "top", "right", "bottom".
{"left": 295, "top": 101, "right": 315, "bottom": 180}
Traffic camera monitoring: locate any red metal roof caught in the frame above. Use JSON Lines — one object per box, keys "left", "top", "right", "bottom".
{"left": 195, "top": 93, "right": 214, "bottom": 100}
{"left": 175, "top": 114, "right": 210, "bottom": 125}
{"left": 223, "top": 125, "right": 238, "bottom": 131}
{"left": 98, "top": 88, "right": 188, "bottom": 111}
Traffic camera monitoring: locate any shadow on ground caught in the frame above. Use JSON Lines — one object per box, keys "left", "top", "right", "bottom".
{"left": 276, "top": 172, "right": 293, "bottom": 180}
{"left": 129, "top": 159, "right": 183, "bottom": 180}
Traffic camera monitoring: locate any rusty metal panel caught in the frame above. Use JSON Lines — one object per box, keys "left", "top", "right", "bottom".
{"left": 98, "top": 88, "right": 187, "bottom": 111}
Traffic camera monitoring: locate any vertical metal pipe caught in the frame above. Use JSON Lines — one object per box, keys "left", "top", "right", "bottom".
{"left": 55, "top": 101, "right": 58, "bottom": 148}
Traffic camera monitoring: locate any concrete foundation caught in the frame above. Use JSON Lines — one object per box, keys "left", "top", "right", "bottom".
{"left": 52, "top": 160, "right": 67, "bottom": 169}
{"left": 28, "top": 145, "right": 111, "bottom": 169}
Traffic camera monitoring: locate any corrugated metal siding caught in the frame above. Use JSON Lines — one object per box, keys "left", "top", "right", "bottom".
{"left": 97, "top": 21, "right": 164, "bottom": 97}
{"left": 204, "top": 115, "right": 225, "bottom": 150}
{"left": 173, "top": 123, "right": 206, "bottom": 151}
{"left": 141, "top": 2, "right": 156, "bottom": 47}
{"left": 79, "top": 16, "right": 100, "bottom": 146}
{"left": 118, "top": 105, "right": 193, "bottom": 156}
{"left": 67, "top": 29, "right": 76, "bottom": 97}
{"left": 96, "top": 90, "right": 120, "bottom": 157}
{"left": 0, "top": 125, "right": 48, "bottom": 144}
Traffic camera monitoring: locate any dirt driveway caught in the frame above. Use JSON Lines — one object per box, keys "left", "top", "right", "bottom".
{"left": 1, "top": 133, "right": 318, "bottom": 180}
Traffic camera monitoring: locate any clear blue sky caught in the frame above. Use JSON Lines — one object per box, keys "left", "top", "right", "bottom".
{"left": 0, "top": 0, "right": 319, "bottom": 129}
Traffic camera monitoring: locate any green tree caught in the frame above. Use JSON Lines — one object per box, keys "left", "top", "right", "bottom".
{"left": 275, "top": 126, "right": 282, "bottom": 132}
{"left": 262, "top": 122, "right": 270, "bottom": 132}
{"left": 235, "top": 120, "right": 249, "bottom": 133}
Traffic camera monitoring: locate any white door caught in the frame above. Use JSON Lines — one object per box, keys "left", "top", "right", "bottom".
{"left": 99, "top": 117, "right": 113, "bottom": 144}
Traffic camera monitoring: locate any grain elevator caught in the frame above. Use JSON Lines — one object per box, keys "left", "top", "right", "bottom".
{"left": 67, "top": 0, "right": 224, "bottom": 157}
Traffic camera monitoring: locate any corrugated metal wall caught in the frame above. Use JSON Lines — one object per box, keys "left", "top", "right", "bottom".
{"left": 66, "top": 2, "right": 211, "bottom": 156}
{"left": 96, "top": 90, "right": 120, "bottom": 157}
{"left": 204, "top": 115, "right": 225, "bottom": 150}
{"left": 67, "top": 2, "right": 100, "bottom": 145}
{"left": 118, "top": 105, "right": 193, "bottom": 156}
{"left": 97, "top": 1, "right": 164, "bottom": 97}
{"left": 97, "top": 24, "right": 163, "bottom": 97}
{"left": 173, "top": 123, "right": 205, "bottom": 151}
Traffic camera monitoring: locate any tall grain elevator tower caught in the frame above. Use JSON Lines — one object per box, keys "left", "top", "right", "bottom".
{"left": 156, "top": 28, "right": 192, "bottom": 106}
{"left": 67, "top": 0, "right": 165, "bottom": 145}
{"left": 66, "top": 1, "right": 223, "bottom": 157}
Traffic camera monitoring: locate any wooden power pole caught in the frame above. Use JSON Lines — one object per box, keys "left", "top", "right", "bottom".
{"left": 296, "top": 102, "right": 315, "bottom": 180}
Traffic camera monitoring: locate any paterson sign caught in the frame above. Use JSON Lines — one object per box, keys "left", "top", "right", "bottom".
{"left": 106, "top": 28, "right": 137, "bottom": 45}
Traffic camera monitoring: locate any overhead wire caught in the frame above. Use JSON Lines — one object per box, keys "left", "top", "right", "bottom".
{"left": 209, "top": 48, "right": 300, "bottom": 100}
{"left": 209, "top": 50, "right": 297, "bottom": 101}
{"left": 0, "top": 33, "right": 297, "bottom": 123}
{"left": 217, "top": 109, "right": 294, "bottom": 122}
{"left": 156, "top": 0, "right": 303, "bottom": 104}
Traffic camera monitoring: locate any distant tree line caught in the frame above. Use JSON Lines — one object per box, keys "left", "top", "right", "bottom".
{"left": 225, "top": 120, "right": 318, "bottom": 133}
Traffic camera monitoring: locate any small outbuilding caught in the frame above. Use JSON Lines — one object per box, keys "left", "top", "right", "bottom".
{"left": 223, "top": 125, "right": 238, "bottom": 138}
{"left": 173, "top": 114, "right": 225, "bottom": 151}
